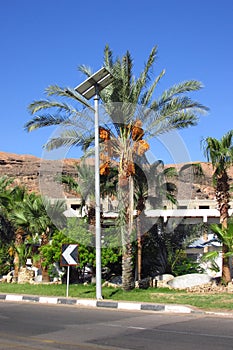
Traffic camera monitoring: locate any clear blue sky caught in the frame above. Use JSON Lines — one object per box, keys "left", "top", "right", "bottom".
{"left": 0, "top": 0, "right": 232, "bottom": 163}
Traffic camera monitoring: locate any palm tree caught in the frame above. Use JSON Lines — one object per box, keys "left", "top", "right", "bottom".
{"left": 25, "top": 45, "right": 208, "bottom": 290}
{"left": 0, "top": 176, "right": 15, "bottom": 241}
{"left": 9, "top": 191, "right": 66, "bottom": 281}
{"left": 133, "top": 161, "right": 178, "bottom": 281}
{"left": 2, "top": 185, "right": 30, "bottom": 280}
{"left": 202, "top": 130, "right": 233, "bottom": 283}
{"left": 202, "top": 220, "right": 233, "bottom": 278}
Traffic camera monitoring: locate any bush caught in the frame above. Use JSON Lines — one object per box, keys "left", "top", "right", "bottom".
{"left": 172, "top": 255, "right": 204, "bottom": 276}
{"left": 0, "top": 244, "right": 14, "bottom": 276}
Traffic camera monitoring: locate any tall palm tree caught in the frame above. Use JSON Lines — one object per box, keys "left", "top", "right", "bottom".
{"left": 25, "top": 45, "right": 208, "bottom": 290}
{"left": 133, "top": 161, "right": 178, "bottom": 280}
{"left": 202, "top": 130, "right": 233, "bottom": 283}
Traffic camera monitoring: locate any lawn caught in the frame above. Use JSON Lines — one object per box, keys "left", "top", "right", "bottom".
{"left": 0, "top": 283, "right": 233, "bottom": 312}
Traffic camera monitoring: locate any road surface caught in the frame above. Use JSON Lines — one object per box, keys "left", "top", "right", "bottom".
{"left": 0, "top": 302, "right": 233, "bottom": 349}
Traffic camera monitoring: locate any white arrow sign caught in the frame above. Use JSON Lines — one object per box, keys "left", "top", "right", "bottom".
{"left": 61, "top": 244, "right": 78, "bottom": 266}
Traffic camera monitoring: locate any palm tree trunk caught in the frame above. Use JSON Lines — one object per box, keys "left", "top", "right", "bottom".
{"left": 217, "top": 172, "right": 231, "bottom": 283}
{"left": 136, "top": 197, "right": 145, "bottom": 281}
{"left": 118, "top": 175, "right": 134, "bottom": 290}
{"left": 13, "top": 229, "right": 24, "bottom": 282}
{"left": 221, "top": 213, "right": 231, "bottom": 283}
{"left": 13, "top": 253, "right": 20, "bottom": 282}
{"left": 137, "top": 218, "right": 142, "bottom": 281}
{"left": 40, "top": 229, "right": 50, "bottom": 282}
{"left": 222, "top": 243, "right": 231, "bottom": 283}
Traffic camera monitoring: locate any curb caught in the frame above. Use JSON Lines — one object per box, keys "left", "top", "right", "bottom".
{"left": 1, "top": 293, "right": 232, "bottom": 317}
{"left": 0, "top": 293, "right": 199, "bottom": 314}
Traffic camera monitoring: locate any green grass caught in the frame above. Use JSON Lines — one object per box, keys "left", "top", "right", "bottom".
{"left": 1, "top": 283, "right": 233, "bottom": 311}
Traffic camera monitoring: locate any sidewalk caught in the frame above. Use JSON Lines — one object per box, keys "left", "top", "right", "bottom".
{"left": 1, "top": 292, "right": 233, "bottom": 317}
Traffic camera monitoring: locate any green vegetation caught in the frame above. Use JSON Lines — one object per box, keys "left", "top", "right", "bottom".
{"left": 0, "top": 283, "right": 233, "bottom": 311}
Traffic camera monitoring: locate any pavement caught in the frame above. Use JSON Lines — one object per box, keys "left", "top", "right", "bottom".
{"left": 1, "top": 292, "right": 233, "bottom": 317}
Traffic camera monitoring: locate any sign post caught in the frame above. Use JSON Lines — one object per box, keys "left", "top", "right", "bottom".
{"left": 60, "top": 244, "right": 78, "bottom": 298}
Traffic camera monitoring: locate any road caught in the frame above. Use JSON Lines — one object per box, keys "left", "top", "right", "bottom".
{"left": 0, "top": 302, "right": 233, "bottom": 349}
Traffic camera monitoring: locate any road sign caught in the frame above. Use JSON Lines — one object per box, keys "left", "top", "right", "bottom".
{"left": 61, "top": 244, "right": 78, "bottom": 266}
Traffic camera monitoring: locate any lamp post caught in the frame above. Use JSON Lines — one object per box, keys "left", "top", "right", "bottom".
{"left": 75, "top": 68, "right": 113, "bottom": 299}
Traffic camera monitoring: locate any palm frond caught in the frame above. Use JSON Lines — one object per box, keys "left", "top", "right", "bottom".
{"left": 157, "top": 96, "right": 208, "bottom": 115}
{"left": 221, "top": 130, "right": 233, "bottom": 148}
{"left": 140, "top": 69, "right": 166, "bottom": 106}
{"left": 28, "top": 100, "right": 77, "bottom": 115}
{"left": 202, "top": 131, "right": 233, "bottom": 171}
{"left": 163, "top": 167, "right": 178, "bottom": 178}
{"left": 25, "top": 114, "right": 69, "bottom": 132}
{"left": 133, "top": 46, "right": 158, "bottom": 101}
{"left": 121, "top": 51, "right": 133, "bottom": 101}
{"left": 104, "top": 44, "right": 114, "bottom": 70}
{"left": 210, "top": 223, "right": 233, "bottom": 250}
{"left": 45, "top": 128, "right": 94, "bottom": 151}
{"left": 166, "top": 192, "right": 177, "bottom": 205}
{"left": 147, "top": 112, "right": 198, "bottom": 137}
{"left": 78, "top": 64, "right": 93, "bottom": 77}
{"left": 0, "top": 176, "right": 14, "bottom": 190}
{"left": 45, "top": 85, "right": 94, "bottom": 111}
{"left": 160, "top": 80, "right": 205, "bottom": 103}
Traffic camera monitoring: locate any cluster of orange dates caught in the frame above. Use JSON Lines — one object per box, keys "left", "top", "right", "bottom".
{"left": 99, "top": 120, "right": 149, "bottom": 177}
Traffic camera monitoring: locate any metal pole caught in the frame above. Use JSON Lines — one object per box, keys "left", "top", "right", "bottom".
{"left": 94, "top": 85, "right": 102, "bottom": 299}
{"left": 66, "top": 265, "right": 70, "bottom": 298}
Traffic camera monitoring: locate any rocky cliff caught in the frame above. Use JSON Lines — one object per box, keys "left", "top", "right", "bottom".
{"left": 0, "top": 151, "right": 232, "bottom": 201}
{"left": 0, "top": 152, "right": 79, "bottom": 197}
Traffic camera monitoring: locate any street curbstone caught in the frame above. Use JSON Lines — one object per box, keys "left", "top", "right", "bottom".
{"left": 22, "top": 295, "right": 39, "bottom": 302}
{"left": 39, "top": 297, "right": 58, "bottom": 304}
{"left": 76, "top": 299, "right": 97, "bottom": 307}
{"left": 118, "top": 302, "right": 141, "bottom": 310}
{"left": 58, "top": 298, "right": 77, "bottom": 305}
{"left": 164, "top": 305, "right": 193, "bottom": 313}
{"left": 97, "top": 300, "right": 118, "bottom": 308}
{"left": 5, "top": 294, "right": 23, "bottom": 302}
{"left": 141, "top": 304, "right": 165, "bottom": 311}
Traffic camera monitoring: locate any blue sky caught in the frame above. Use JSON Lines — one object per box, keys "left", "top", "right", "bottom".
{"left": 0, "top": 0, "right": 232, "bottom": 164}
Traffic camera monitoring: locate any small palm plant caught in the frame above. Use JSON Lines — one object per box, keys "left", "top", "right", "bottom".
{"left": 202, "top": 220, "right": 233, "bottom": 281}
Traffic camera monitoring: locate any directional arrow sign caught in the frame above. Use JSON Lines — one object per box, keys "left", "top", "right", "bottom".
{"left": 61, "top": 244, "right": 78, "bottom": 266}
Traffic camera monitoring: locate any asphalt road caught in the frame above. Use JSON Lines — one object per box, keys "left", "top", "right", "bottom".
{"left": 0, "top": 302, "right": 233, "bottom": 350}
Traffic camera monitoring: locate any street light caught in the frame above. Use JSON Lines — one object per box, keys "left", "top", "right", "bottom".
{"left": 75, "top": 67, "right": 113, "bottom": 299}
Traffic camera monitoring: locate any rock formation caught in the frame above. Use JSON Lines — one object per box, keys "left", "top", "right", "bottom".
{"left": 0, "top": 151, "right": 232, "bottom": 201}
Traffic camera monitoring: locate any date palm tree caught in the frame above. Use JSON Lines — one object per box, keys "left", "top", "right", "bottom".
{"left": 25, "top": 45, "right": 208, "bottom": 290}
{"left": 202, "top": 130, "right": 233, "bottom": 283}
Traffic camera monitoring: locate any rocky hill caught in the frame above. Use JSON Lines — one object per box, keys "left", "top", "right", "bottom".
{"left": 0, "top": 152, "right": 79, "bottom": 198}
{"left": 0, "top": 151, "right": 232, "bottom": 201}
